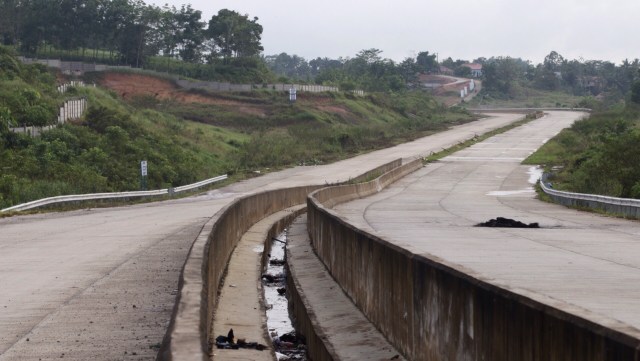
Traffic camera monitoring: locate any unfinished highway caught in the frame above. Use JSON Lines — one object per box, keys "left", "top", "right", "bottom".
{"left": 0, "top": 113, "right": 523, "bottom": 360}
{"left": 328, "top": 111, "right": 640, "bottom": 359}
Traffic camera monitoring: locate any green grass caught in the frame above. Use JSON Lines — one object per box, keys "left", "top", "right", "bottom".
{"left": 524, "top": 105, "right": 640, "bottom": 198}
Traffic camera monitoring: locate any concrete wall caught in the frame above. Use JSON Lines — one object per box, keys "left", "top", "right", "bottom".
{"left": 160, "top": 185, "right": 322, "bottom": 360}
{"left": 285, "top": 258, "right": 334, "bottom": 361}
{"left": 312, "top": 159, "right": 422, "bottom": 209}
{"left": 177, "top": 79, "right": 340, "bottom": 94}
{"left": 307, "top": 165, "right": 640, "bottom": 360}
{"left": 18, "top": 57, "right": 363, "bottom": 94}
{"left": 283, "top": 159, "right": 422, "bottom": 361}
{"left": 160, "top": 159, "right": 405, "bottom": 360}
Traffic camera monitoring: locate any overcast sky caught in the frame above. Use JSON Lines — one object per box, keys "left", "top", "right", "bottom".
{"left": 147, "top": 0, "right": 639, "bottom": 64}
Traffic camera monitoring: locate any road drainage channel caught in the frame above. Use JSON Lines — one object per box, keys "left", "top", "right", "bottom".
{"left": 262, "top": 230, "right": 307, "bottom": 361}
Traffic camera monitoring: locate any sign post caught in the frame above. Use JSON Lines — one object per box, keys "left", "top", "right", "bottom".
{"left": 289, "top": 88, "right": 297, "bottom": 103}
{"left": 140, "top": 160, "right": 148, "bottom": 190}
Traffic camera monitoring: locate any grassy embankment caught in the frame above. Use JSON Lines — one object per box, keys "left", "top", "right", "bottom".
{"left": 136, "top": 88, "right": 474, "bottom": 171}
{"left": 1, "top": 48, "right": 476, "bottom": 210}
{"left": 524, "top": 104, "right": 640, "bottom": 199}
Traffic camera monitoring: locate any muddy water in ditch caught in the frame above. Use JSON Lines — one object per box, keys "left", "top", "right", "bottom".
{"left": 263, "top": 230, "right": 307, "bottom": 360}
{"left": 263, "top": 231, "right": 293, "bottom": 337}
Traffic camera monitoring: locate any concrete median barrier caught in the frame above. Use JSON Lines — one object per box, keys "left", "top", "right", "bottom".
{"left": 307, "top": 164, "right": 640, "bottom": 360}
{"left": 160, "top": 159, "right": 405, "bottom": 360}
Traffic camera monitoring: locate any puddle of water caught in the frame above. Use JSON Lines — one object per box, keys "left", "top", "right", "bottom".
{"left": 264, "top": 232, "right": 292, "bottom": 337}
{"left": 527, "top": 166, "right": 543, "bottom": 184}
{"left": 263, "top": 231, "right": 307, "bottom": 360}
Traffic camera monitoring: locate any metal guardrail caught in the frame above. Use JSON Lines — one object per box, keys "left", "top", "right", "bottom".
{"left": 539, "top": 176, "right": 640, "bottom": 218}
{"left": 469, "top": 107, "right": 592, "bottom": 113}
{"left": 1, "top": 174, "right": 228, "bottom": 213}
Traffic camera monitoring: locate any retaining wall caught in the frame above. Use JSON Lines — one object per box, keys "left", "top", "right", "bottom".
{"left": 160, "top": 185, "right": 321, "bottom": 360}
{"left": 285, "top": 233, "right": 334, "bottom": 361}
{"left": 160, "top": 159, "right": 404, "bottom": 360}
{"left": 307, "top": 164, "right": 640, "bottom": 360}
{"left": 18, "top": 57, "right": 364, "bottom": 95}
{"left": 312, "top": 158, "right": 421, "bottom": 209}
{"left": 284, "top": 158, "right": 422, "bottom": 361}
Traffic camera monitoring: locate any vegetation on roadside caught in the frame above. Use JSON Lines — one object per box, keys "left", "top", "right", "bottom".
{"left": 0, "top": 47, "right": 61, "bottom": 127}
{"left": 466, "top": 52, "right": 639, "bottom": 110}
{"left": 0, "top": 49, "right": 244, "bottom": 208}
{"left": 525, "top": 94, "right": 640, "bottom": 198}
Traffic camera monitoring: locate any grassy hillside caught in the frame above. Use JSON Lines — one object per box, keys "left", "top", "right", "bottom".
{"left": 100, "top": 71, "right": 473, "bottom": 170}
{"left": 1, "top": 48, "right": 476, "bottom": 209}
{"left": 0, "top": 47, "right": 62, "bottom": 127}
{"left": 0, "top": 49, "right": 244, "bottom": 208}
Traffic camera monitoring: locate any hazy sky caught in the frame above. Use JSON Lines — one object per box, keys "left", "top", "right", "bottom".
{"left": 147, "top": 0, "right": 640, "bottom": 64}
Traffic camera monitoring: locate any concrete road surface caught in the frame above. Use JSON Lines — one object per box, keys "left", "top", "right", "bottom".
{"left": 0, "top": 113, "right": 523, "bottom": 360}
{"left": 334, "top": 111, "right": 640, "bottom": 340}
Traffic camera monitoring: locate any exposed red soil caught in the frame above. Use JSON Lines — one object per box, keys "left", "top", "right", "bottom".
{"left": 99, "top": 72, "right": 268, "bottom": 116}
{"left": 99, "top": 72, "right": 360, "bottom": 120}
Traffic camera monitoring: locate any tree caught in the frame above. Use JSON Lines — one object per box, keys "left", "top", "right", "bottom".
{"left": 631, "top": 81, "right": 640, "bottom": 104}
{"left": 543, "top": 50, "right": 565, "bottom": 71}
{"left": 533, "top": 64, "right": 560, "bottom": 91}
{"left": 264, "top": 53, "right": 311, "bottom": 80}
{"left": 173, "top": 5, "right": 204, "bottom": 62}
{"left": 206, "top": 9, "right": 263, "bottom": 62}
{"left": 0, "top": 0, "right": 22, "bottom": 45}
{"left": 116, "top": 1, "right": 162, "bottom": 67}
{"left": 398, "top": 57, "right": 419, "bottom": 86}
{"left": 355, "top": 48, "right": 383, "bottom": 64}
{"left": 454, "top": 66, "right": 471, "bottom": 77}
{"left": 482, "top": 57, "right": 524, "bottom": 97}
{"left": 416, "top": 51, "right": 437, "bottom": 73}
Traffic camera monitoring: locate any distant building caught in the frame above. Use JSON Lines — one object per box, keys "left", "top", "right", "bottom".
{"left": 461, "top": 63, "right": 483, "bottom": 77}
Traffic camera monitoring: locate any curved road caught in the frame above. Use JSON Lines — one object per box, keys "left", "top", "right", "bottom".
{"left": 0, "top": 113, "right": 522, "bottom": 360}
{"left": 334, "top": 111, "right": 640, "bottom": 341}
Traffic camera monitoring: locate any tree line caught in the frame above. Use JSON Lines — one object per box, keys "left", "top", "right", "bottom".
{"left": 264, "top": 49, "right": 439, "bottom": 92}
{"left": 481, "top": 51, "right": 640, "bottom": 103}
{"left": 2, "top": 1, "right": 638, "bottom": 97}
{"left": 0, "top": 0, "right": 263, "bottom": 67}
